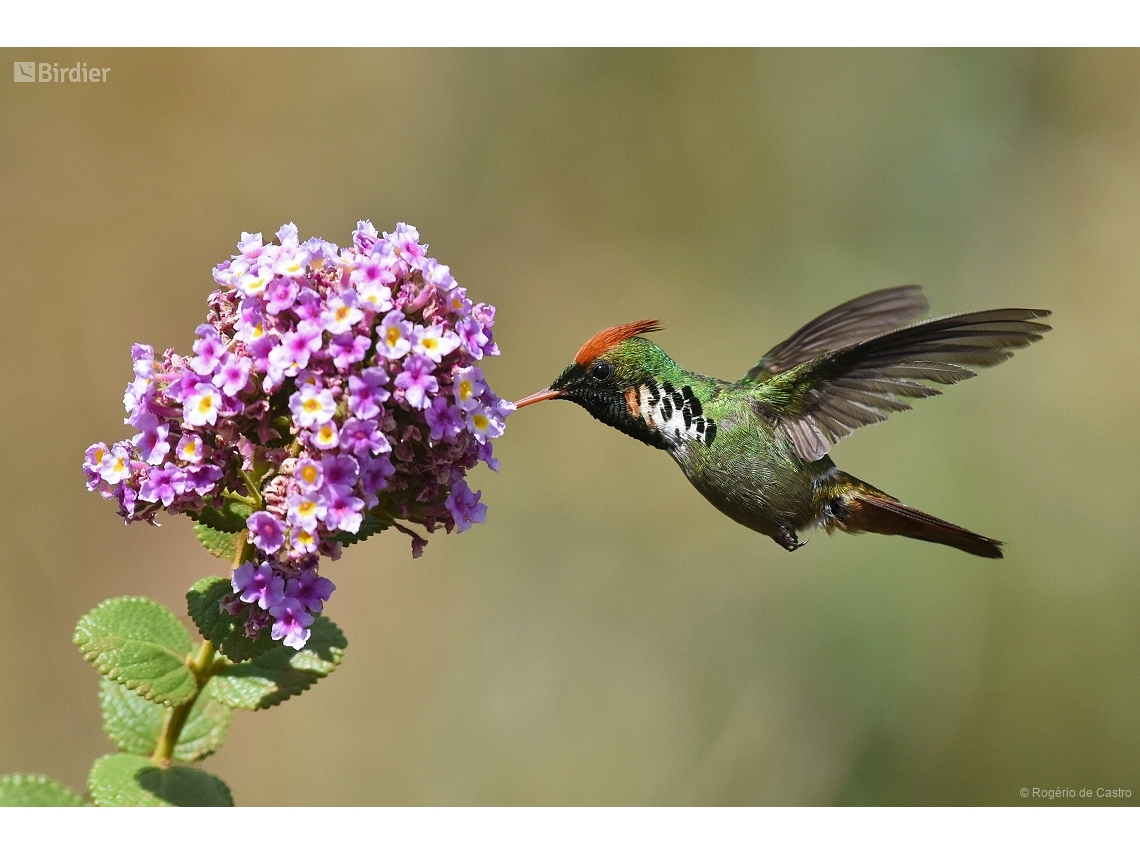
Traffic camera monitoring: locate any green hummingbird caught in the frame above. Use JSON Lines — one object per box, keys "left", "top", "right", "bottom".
{"left": 515, "top": 286, "right": 1050, "bottom": 558}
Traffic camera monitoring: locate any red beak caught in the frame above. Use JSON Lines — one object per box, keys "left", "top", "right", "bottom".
{"left": 514, "top": 388, "right": 562, "bottom": 409}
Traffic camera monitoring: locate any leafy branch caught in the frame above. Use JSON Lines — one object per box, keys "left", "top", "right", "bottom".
{"left": 0, "top": 518, "right": 346, "bottom": 807}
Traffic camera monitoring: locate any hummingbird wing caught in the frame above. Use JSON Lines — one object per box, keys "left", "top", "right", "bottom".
{"left": 752, "top": 308, "right": 1052, "bottom": 462}
{"left": 739, "top": 285, "right": 929, "bottom": 384}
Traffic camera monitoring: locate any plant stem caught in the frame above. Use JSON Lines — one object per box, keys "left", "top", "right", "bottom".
{"left": 150, "top": 640, "right": 217, "bottom": 766}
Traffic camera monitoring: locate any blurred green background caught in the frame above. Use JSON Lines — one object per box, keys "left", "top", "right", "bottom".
{"left": 1, "top": 48, "right": 1137, "bottom": 806}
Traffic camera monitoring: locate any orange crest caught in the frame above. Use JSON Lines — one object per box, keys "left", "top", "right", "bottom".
{"left": 574, "top": 319, "right": 663, "bottom": 365}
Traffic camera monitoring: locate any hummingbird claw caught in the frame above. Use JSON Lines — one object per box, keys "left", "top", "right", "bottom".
{"left": 775, "top": 526, "right": 805, "bottom": 552}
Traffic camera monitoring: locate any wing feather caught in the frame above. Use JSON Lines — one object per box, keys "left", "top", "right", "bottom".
{"left": 755, "top": 308, "right": 1052, "bottom": 461}
{"left": 741, "top": 285, "right": 929, "bottom": 383}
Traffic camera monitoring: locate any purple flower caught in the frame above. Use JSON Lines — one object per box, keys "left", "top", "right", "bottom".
{"left": 293, "top": 287, "right": 326, "bottom": 325}
{"left": 387, "top": 222, "right": 425, "bottom": 264}
{"left": 232, "top": 560, "right": 285, "bottom": 610}
{"left": 376, "top": 310, "right": 412, "bottom": 360}
{"left": 269, "top": 597, "right": 314, "bottom": 650}
{"left": 457, "top": 317, "right": 490, "bottom": 359}
{"left": 236, "top": 266, "right": 273, "bottom": 299}
{"left": 395, "top": 354, "right": 439, "bottom": 410}
{"left": 325, "top": 292, "right": 365, "bottom": 335}
{"left": 247, "top": 510, "right": 286, "bottom": 553}
{"left": 84, "top": 443, "right": 109, "bottom": 486}
{"left": 290, "top": 527, "right": 318, "bottom": 555}
{"left": 425, "top": 396, "right": 465, "bottom": 442}
{"left": 465, "top": 403, "right": 506, "bottom": 443}
{"left": 329, "top": 333, "right": 370, "bottom": 369}
{"left": 411, "top": 323, "right": 461, "bottom": 363}
{"left": 175, "top": 434, "right": 203, "bottom": 464}
{"left": 290, "top": 385, "right": 337, "bottom": 428}
{"left": 322, "top": 454, "right": 360, "bottom": 490}
{"left": 478, "top": 441, "right": 501, "bottom": 472}
{"left": 98, "top": 442, "right": 132, "bottom": 485}
{"left": 352, "top": 248, "right": 398, "bottom": 289}
{"left": 322, "top": 486, "right": 364, "bottom": 533}
{"left": 190, "top": 325, "right": 227, "bottom": 375}
{"left": 453, "top": 366, "right": 487, "bottom": 412}
{"left": 295, "top": 456, "right": 323, "bottom": 492}
{"left": 184, "top": 464, "right": 223, "bottom": 494}
{"left": 268, "top": 322, "right": 323, "bottom": 381}
{"left": 138, "top": 462, "right": 186, "bottom": 506}
{"left": 446, "top": 479, "right": 487, "bottom": 532}
{"left": 310, "top": 420, "right": 340, "bottom": 451}
{"left": 272, "top": 244, "right": 311, "bottom": 281}
{"left": 183, "top": 383, "right": 222, "bottom": 427}
{"left": 236, "top": 231, "right": 264, "bottom": 258}
{"left": 340, "top": 417, "right": 390, "bottom": 456}
{"left": 443, "top": 286, "right": 471, "bottom": 317}
{"left": 347, "top": 366, "right": 390, "bottom": 419}
{"left": 359, "top": 454, "right": 396, "bottom": 497}
{"left": 287, "top": 492, "right": 326, "bottom": 532}
{"left": 213, "top": 353, "right": 252, "bottom": 396}
{"left": 87, "top": 220, "right": 511, "bottom": 651}
{"left": 264, "top": 276, "right": 300, "bottom": 314}
{"left": 422, "top": 258, "right": 456, "bottom": 291}
{"left": 285, "top": 570, "right": 336, "bottom": 613}
{"left": 131, "top": 412, "right": 171, "bottom": 465}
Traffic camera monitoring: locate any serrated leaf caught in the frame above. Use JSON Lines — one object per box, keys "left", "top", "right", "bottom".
{"left": 186, "top": 576, "right": 276, "bottom": 663}
{"left": 189, "top": 500, "right": 253, "bottom": 534}
{"left": 100, "top": 680, "right": 233, "bottom": 762}
{"left": 73, "top": 597, "right": 196, "bottom": 706}
{"left": 88, "top": 753, "right": 233, "bottom": 807}
{"left": 193, "top": 523, "right": 241, "bottom": 560}
{"left": 211, "top": 615, "right": 347, "bottom": 710}
{"left": 330, "top": 513, "right": 390, "bottom": 547}
{"left": 0, "top": 774, "right": 86, "bottom": 806}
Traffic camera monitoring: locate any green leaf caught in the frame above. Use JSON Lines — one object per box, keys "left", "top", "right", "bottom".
{"left": 100, "top": 680, "right": 233, "bottom": 763}
{"left": 189, "top": 500, "right": 253, "bottom": 534}
{"left": 211, "top": 614, "right": 347, "bottom": 710}
{"left": 329, "top": 512, "right": 390, "bottom": 547}
{"left": 88, "top": 754, "right": 233, "bottom": 807}
{"left": 0, "top": 774, "right": 86, "bottom": 806}
{"left": 186, "top": 576, "right": 276, "bottom": 663}
{"left": 193, "top": 523, "right": 241, "bottom": 560}
{"left": 73, "top": 597, "right": 196, "bottom": 706}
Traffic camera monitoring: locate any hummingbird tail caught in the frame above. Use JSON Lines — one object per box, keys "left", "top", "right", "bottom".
{"left": 829, "top": 480, "right": 1004, "bottom": 559}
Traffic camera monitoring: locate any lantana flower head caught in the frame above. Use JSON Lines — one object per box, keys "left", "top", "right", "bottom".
{"left": 85, "top": 222, "right": 509, "bottom": 650}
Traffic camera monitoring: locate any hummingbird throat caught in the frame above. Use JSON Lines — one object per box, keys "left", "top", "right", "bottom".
{"left": 625, "top": 379, "right": 716, "bottom": 448}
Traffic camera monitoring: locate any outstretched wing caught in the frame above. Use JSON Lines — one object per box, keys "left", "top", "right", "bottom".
{"left": 740, "top": 285, "right": 929, "bottom": 384}
{"left": 753, "top": 308, "right": 1052, "bottom": 462}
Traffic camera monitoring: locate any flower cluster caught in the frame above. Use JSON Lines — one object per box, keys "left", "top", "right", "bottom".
{"left": 84, "top": 222, "right": 510, "bottom": 648}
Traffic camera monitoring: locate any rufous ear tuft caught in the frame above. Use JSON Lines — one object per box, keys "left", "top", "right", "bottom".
{"left": 574, "top": 320, "right": 662, "bottom": 365}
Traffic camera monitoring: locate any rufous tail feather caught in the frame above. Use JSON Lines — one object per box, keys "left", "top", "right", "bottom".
{"left": 831, "top": 480, "right": 1003, "bottom": 559}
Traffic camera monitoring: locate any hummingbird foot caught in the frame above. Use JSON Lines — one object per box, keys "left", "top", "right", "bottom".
{"left": 775, "top": 525, "right": 806, "bottom": 552}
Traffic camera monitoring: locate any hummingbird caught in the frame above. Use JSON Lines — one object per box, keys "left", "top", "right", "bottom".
{"left": 514, "top": 286, "right": 1050, "bottom": 558}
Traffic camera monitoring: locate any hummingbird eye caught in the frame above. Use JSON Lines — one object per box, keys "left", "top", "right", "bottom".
{"left": 589, "top": 361, "right": 613, "bottom": 382}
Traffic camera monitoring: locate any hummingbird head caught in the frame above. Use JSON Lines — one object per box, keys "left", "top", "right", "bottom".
{"left": 515, "top": 320, "right": 677, "bottom": 448}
